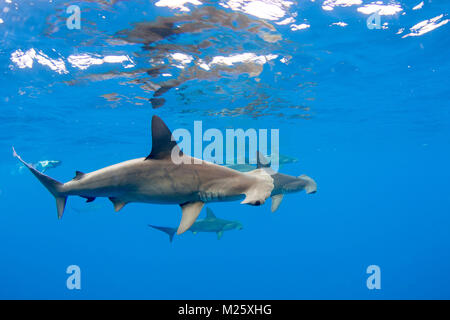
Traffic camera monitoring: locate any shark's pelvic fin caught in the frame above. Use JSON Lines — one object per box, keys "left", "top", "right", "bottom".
{"left": 146, "top": 115, "right": 183, "bottom": 160}
{"left": 12, "top": 147, "right": 67, "bottom": 219}
{"left": 149, "top": 225, "right": 177, "bottom": 243}
{"left": 240, "top": 169, "right": 273, "bottom": 206}
{"left": 177, "top": 201, "right": 204, "bottom": 235}
{"left": 271, "top": 194, "right": 284, "bottom": 213}
{"left": 205, "top": 207, "right": 216, "bottom": 219}
{"left": 109, "top": 197, "right": 127, "bottom": 212}
{"left": 217, "top": 231, "right": 224, "bottom": 240}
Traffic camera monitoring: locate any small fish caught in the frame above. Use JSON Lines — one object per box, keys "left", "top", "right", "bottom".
{"left": 149, "top": 207, "right": 243, "bottom": 242}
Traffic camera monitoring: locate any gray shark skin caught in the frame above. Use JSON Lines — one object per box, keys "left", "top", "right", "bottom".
{"left": 256, "top": 152, "right": 317, "bottom": 213}
{"left": 12, "top": 116, "right": 273, "bottom": 235}
{"left": 149, "top": 207, "right": 243, "bottom": 242}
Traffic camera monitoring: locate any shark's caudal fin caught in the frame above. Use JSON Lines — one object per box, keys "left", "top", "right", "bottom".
{"left": 148, "top": 225, "right": 177, "bottom": 243}
{"left": 12, "top": 147, "right": 67, "bottom": 218}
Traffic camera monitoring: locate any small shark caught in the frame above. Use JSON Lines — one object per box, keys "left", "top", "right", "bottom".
{"left": 256, "top": 152, "right": 317, "bottom": 213}
{"left": 226, "top": 154, "right": 298, "bottom": 172}
{"left": 12, "top": 116, "right": 273, "bottom": 234}
{"left": 149, "top": 207, "right": 243, "bottom": 242}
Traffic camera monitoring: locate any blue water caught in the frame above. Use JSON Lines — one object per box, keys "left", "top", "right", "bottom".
{"left": 1, "top": 0, "right": 449, "bottom": 299}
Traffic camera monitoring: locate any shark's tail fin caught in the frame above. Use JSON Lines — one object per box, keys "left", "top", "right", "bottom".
{"left": 148, "top": 225, "right": 177, "bottom": 243}
{"left": 12, "top": 147, "right": 67, "bottom": 218}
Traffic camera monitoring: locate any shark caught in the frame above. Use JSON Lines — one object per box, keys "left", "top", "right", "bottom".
{"left": 12, "top": 116, "right": 273, "bottom": 234}
{"left": 149, "top": 207, "right": 243, "bottom": 242}
{"left": 255, "top": 152, "right": 317, "bottom": 213}
{"left": 226, "top": 153, "right": 298, "bottom": 172}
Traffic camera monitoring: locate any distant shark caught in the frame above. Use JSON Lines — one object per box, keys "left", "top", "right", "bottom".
{"left": 226, "top": 154, "right": 298, "bottom": 172}
{"left": 12, "top": 116, "right": 273, "bottom": 234}
{"left": 149, "top": 207, "right": 243, "bottom": 242}
{"left": 256, "top": 152, "right": 317, "bottom": 213}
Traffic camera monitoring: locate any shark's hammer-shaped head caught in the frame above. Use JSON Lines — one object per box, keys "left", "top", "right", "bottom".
{"left": 284, "top": 174, "right": 317, "bottom": 194}
{"left": 234, "top": 221, "right": 244, "bottom": 230}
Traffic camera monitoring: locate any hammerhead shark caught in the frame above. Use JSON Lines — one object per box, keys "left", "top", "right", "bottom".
{"left": 226, "top": 153, "right": 298, "bottom": 172}
{"left": 149, "top": 207, "right": 243, "bottom": 242}
{"left": 12, "top": 116, "right": 274, "bottom": 234}
{"left": 256, "top": 152, "right": 317, "bottom": 213}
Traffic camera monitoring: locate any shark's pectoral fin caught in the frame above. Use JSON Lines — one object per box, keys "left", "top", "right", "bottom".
{"left": 177, "top": 201, "right": 204, "bottom": 235}
{"left": 240, "top": 169, "right": 274, "bottom": 206}
{"left": 271, "top": 194, "right": 284, "bottom": 213}
{"left": 109, "top": 197, "right": 127, "bottom": 212}
{"left": 217, "top": 231, "right": 224, "bottom": 240}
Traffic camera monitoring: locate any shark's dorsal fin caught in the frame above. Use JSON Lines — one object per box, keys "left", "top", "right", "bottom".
{"left": 206, "top": 207, "right": 216, "bottom": 219}
{"left": 256, "top": 151, "right": 271, "bottom": 169}
{"left": 73, "top": 171, "right": 85, "bottom": 181}
{"left": 146, "top": 115, "right": 183, "bottom": 160}
{"left": 177, "top": 201, "right": 204, "bottom": 235}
